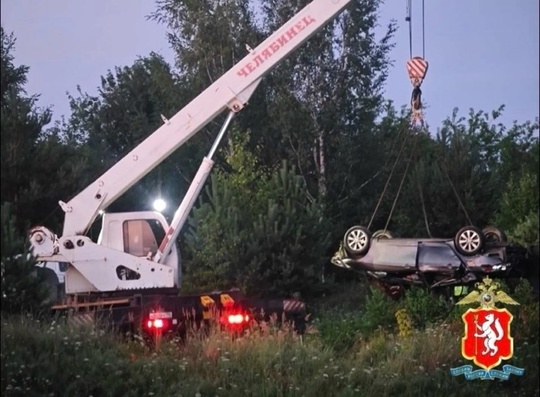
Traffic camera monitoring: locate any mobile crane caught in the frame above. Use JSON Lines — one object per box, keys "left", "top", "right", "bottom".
{"left": 28, "top": 0, "right": 352, "bottom": 336}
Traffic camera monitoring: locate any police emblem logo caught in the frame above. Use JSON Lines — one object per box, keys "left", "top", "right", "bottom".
{"left": 450, "top": 277, "right": 525, "bottom": 380}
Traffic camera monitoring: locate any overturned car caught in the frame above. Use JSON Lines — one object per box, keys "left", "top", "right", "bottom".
{"left": 331, "top": 225, "right": 529, "bottom": 297}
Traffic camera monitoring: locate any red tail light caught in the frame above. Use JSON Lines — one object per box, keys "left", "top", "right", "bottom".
{"left": 227, "top": 314, "right": 250, "bottom": 324}
{"left": 154, "top": 319, "right": 165, "bottom": 328}
{"left": 145, "top": 311, "right": 172, "bottom": 331}
{"left": 146, "top": 318, "right": 166, "bottom": 329}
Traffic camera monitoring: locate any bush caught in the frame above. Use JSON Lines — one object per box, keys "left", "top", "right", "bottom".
{"left": 2, "top": 284, "right": 538, "bottom": 397}
{"left": 314, "top": 311, "right": 366, "bottom": 353}
{"left": 360, "top": 287, "right": 399, "bottom": 334}
{"left": 400, "top": 287, "right": 452, "bottom": 329}
{"left": 1, "top": 202, "right": 49, "bottom": 314}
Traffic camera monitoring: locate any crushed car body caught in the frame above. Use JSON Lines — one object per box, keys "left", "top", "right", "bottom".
{"left": 331, "top": 225, "right": 529, "bottom": 297}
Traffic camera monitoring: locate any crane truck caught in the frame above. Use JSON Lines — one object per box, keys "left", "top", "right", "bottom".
{"left": 28, "top": 0, "right": 352, "bottom": 338}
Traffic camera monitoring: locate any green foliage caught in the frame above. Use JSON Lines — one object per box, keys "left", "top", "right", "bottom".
{"left": 496, "top": 171, "right": 539, "bottom": 245}
{"left": 262, "top": 0, "right": 397, "bottom": 202}
{"left": 314, "top": 311, "right": 367, "bottom": 353}
{"left": 399, "top": 287, "right": 451, "bottom": 329}
{"left": 184, "top": 135, "right": 331, "bottom": 298}
{"left": 3, "top": 286, "right": 538, "bottom": 397}
{"left": 241, "top": 163, "right": 331, "bottom": 296}
{"left": 390, "top": 108, "right": 539, "bottom": 238}
{"left": 63, "top": 53, "right": 193, "bottom": 214}
{"left": 1, "top": 17, "right": 539, "bottom": 397}
{"left": 1, "top": 27, "right": 57, "bottom": 232}
{"left": 1, "top": 27, "right": 91, "bottom": 234}
{"left": 1, "top": 27, "right": 29, "bottom": 100}
{"left": 501, "top": 278, "right": 540, "bottom": 342}
{"left": 360, "top": 287, "right": 399, "bottom": 333}
{"left": 394, "top": 109, "right": 501, "bottom": 236}
{"left": 151, "top": 0, "right": 259, "bottom": 87}
{"left": 0, "top": 203, "right": 48, "bottom": 314}
{"left": 315, "top": 286, "right": 400, "bottom": 353}
{"left": 152, "top": 0, "right": 398, "bottom": 235}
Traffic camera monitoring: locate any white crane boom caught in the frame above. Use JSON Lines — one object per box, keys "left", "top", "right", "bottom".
{"left": 61, "top": 0, "right": 351, "bottom": 236}
{"left": 29, "top": 0, "right": 352, "bottom": 293}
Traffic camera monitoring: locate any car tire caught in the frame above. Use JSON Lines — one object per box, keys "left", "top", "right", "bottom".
{"left": 482, "top": 226, "right": 507, "bottom": 243}
{"left": 372, "top": 229, "right": 393, "bottom": 239}
{"left": 343, "top": 226, "right": 371, "bottom": 256}
{"left": 454, "top": 226, "right": 485, "bottom": 256}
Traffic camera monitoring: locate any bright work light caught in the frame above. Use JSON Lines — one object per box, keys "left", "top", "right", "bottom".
{"left": 153, "top": 198, "right": 167, "bottom": 212}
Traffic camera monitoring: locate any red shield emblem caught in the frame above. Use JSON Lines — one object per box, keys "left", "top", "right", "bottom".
{"left": 461, "top": 308, "right": 514, "bottom": 370}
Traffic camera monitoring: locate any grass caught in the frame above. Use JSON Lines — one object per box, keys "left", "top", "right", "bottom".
{"left": 2, "top": 279, "right": 539, "bottom": 397}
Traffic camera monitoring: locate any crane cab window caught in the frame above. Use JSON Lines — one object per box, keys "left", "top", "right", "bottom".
{"left": 122, "top": 219, "right": 165, "bottom": 257}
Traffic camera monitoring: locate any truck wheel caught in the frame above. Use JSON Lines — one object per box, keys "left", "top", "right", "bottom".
{"left": 372, "top": 229, "right": 393, "bottom": 239}
{"left": 454, "top": 226, "right": 484, "bottom": 256}
{"left": 482, "top": 226, "right": 507, "bottom": 243}
{"left": 343, "top": 226, "right": 371, "bottom": 256}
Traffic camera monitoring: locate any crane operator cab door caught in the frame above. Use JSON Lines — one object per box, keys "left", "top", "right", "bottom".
{"left": 97, "top": 212, "right": 181, "bottom": 287}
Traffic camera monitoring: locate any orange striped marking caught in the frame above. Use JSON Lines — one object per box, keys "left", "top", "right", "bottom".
{"left": 406, "top": 57, "right": 429, "bottom": 87}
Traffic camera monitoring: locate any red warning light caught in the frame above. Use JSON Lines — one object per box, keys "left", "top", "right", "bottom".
{"left": 227, "top": 313, "right": 250, "bottom": 324}
{"left": 153, "top": 319, "right": 164, "bottom": 329}
{"left": 146, "top": 318, "right": 165, "bottom": 329}
{"left": 145, "top": 311, "right": 173, "bottom": 330}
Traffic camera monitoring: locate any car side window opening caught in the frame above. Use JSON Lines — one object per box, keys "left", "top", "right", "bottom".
{"left": 418, "top": 242, "right": 462, "bottom": 271}
{"left": 371, "top": 241, "right": 417, "bottom": 267}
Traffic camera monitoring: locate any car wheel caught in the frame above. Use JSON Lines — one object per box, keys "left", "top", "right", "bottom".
{"left": 372, "top": 229, "right": 393, "bottom": 239}
{"left": 482, "top": 226, "right": 507, "bottom": 243}
{"left": 343, "top": 226, "right": 371, "bottom": 256}
{"left": 454, "top": 226, "right": 484, "bottom": 256}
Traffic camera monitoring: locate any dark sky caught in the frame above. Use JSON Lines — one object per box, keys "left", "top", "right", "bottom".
{"left": 2, "top": 0, "right": 539, "bottom": 130}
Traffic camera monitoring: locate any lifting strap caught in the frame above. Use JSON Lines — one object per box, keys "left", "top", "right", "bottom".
{"left": 368, "top": 0, "right": 433, "bottom": 233}
{"left": 440, "top": 160, "right": 474, "bottom": 226}
{"left": 368, "top": 121, "right": 426, "bottom": 232}
{"left": 367, "top": 124, "right": 412, "bottom": 230}
{"left": 417, "top": 170, "right": 432, "bottom": 237}
{"left": 382, "top": 124, "right": 423, "bottom": 234}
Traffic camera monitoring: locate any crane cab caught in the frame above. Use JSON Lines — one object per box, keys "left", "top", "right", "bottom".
{"left": 97, "top": 211, "right": 181, "bottom": 286}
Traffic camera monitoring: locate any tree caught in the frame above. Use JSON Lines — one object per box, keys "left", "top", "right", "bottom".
{"left": 63, "top": 53, "right": 198, "bottom": 214}
{"left": 0, "top": 203, "right": 49, "bottom": 314}
{"left": 1, "top": 27, "right": 52, "bottom": 232}
{"left": 150, "top": 0, "right": 398, "bottom": 251}
{"left": 384, "top": 107, "right": 539, "bottom": 239}
{"left": 496, "top": 171, "right": 539, "bottom": 246}
{"left": 150, "top": 0, "right": 273, "bottom": 180}
{"left": 1, "top": 27, "right": 92, "bottom": 234}
{"left": 261, "top": 0, "right": 396, "bottom": 205}
{"left": 151, "top": 0, "right": 260, "bottom": 89}
{"left": 183, "top": 131, "right": 331, "bottom": 298}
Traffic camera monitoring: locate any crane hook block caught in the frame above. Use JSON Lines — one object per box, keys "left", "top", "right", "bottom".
{"left": 410, "top": 86, "right": 424, "bottom": 125}
{"left": 406, "top": 56, "right": 429, "bottom": 88}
